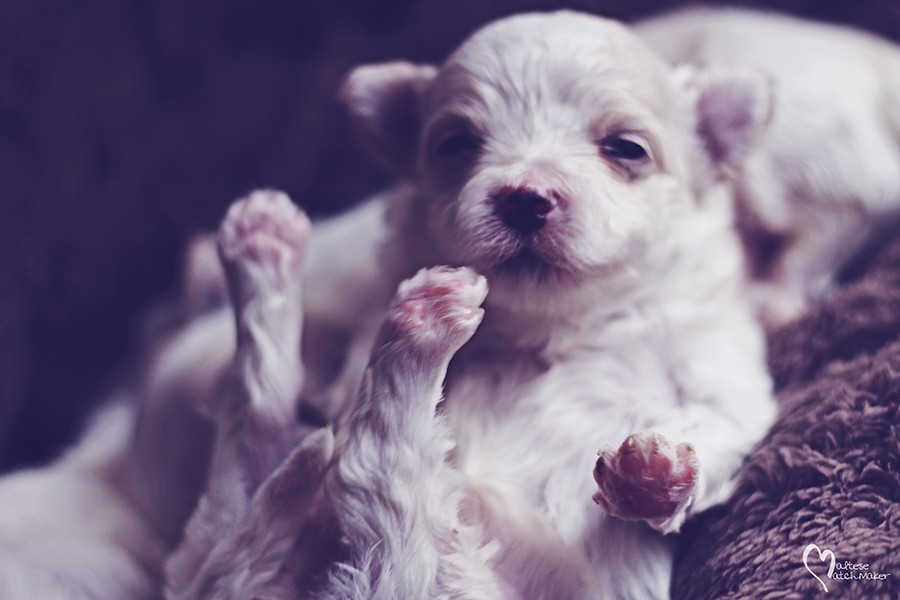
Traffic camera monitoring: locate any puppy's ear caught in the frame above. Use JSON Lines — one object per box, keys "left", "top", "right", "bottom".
{"left": 340, "top": 61, "right": 438, "bottom": 177}
{"left": 678, "top": 66, "right": 772, "bottom": 173}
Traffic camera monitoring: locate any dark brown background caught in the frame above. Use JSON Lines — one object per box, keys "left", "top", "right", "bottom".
{"left": 3, "top": 0, "right": 900, "bottom": 469}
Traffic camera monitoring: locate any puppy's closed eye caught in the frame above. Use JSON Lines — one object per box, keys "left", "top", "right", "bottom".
{"left": 435, "top": 132, "right": 483, "bottom": 157}
{"left": 427, "top": 113, "right": 484, "bottom": 162}
{"left": 598, "top": 135, "right": 648, "bottom": 162}
{"left": 426, "top": 121, "right": 483, "bottom": 186}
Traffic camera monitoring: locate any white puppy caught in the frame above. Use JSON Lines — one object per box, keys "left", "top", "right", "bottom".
{"left": 166, "top": 10, "right": 777, "bottom": 600}
{"left": 319, "top": 11, "right": 775, "bottom": 600}
{"left": 635, "top": 7, "right": 900, "bottom": 326}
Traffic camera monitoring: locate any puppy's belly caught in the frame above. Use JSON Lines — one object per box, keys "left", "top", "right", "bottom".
{"left": 444, "top": 366, "right": 668, "bottom": 540}
{"left": 451, "top": 408, "right": 621, "bottom": 535}
{"left": 453, "top": 424, "right": 670, "bottom": 599}
{"left": 444, "top": 352, "right": 678, "bottom": 521}
{"left": 438, "top": 348, "right": 683, "bottom": 596}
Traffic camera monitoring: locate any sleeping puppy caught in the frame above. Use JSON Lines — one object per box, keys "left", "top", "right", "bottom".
{"left": 635, "top": 7, "right": 900, "bottom": 327}
{"left": 167, "top": 10, "right": 777, "bottom": 600}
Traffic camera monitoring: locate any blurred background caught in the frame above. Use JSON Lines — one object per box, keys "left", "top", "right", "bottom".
{"left": 3, "top": 0, "right": 900, "bottom": 470}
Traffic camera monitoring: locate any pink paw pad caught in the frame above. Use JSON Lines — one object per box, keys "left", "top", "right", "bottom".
{"left": 593, "top": 433, "right": 698, "bottom": 522}
{"left": 383, "top": 267, "right": 488, "bottom": 357}
{"left": 218, "top": 189, "right": 310, "bottom": 268}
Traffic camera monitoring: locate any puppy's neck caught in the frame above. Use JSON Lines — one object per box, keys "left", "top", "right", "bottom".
{"left": 468, "top": 270, "right": 648, "bottom": 355}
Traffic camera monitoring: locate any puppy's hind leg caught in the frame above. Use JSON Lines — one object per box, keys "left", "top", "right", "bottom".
{"left": 172, "top": 429, "right": 336, "bottom": 600}
{"left": 323, "top": 267, "right": 509, "bottom": 600}
{"left": 215, "top": 189, "right": 309, "bottom": 439}
{"left": 165, "top": 190, "right": 311, "bottom": 599}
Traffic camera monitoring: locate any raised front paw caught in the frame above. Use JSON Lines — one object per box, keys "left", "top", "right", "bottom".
{"left": 380, "top": 267, "right": 488, "bottom": 362}
{"left": 593, "top": 433, "right": 698, "bottom": 533}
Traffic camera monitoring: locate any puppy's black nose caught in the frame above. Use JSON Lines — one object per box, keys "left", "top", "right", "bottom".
{"left": 495, "top": 188, "right": 555, "bottom": 235}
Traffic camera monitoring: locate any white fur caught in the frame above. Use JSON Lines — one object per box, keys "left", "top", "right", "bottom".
{"left": 636, "top": 7, "right": 900, "bottom": 326}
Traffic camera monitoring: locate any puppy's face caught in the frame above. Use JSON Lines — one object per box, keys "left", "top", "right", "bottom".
{"left": 344, "top": 12, "right": 769, "bottom": 308}
{"left": 419, "top": 15, "right": 692, "bottom": 283}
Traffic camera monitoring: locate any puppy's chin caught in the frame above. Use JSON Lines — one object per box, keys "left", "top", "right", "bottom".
{"left": 490, "top": 248, "right": 577, "bottom": 286}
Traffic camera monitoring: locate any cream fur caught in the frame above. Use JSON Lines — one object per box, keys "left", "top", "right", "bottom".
{"left": 636, "top": 7, "right": 900, "bottom": 326}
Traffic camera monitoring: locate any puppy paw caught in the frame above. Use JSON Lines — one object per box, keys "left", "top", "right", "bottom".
{"left": 593, "top": 433, "right": 698, "bottom": 533}
{"left": 381, "top": 267, "right": 488, "bottom": 361}
{"left": 217, "top": 189, "right": 310, "bottom": 305}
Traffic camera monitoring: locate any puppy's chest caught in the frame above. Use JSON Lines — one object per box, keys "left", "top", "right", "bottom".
{"left": 439, "top": 342, "right": 680, "bottom": 498}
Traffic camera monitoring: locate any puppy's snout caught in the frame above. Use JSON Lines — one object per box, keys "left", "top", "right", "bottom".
{"left": 495, "top": 188, "right": 556, "bottom": 235}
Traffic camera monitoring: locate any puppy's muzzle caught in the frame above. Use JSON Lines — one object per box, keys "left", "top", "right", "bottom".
{"left": 494, "top": 187, "right": 556, "bottom": 235}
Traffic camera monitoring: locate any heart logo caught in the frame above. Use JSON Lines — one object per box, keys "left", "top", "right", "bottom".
{"left": 803, "top": 544, "right": 836, "bottom": 592}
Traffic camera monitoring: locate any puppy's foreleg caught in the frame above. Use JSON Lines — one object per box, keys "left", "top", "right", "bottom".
{"left": 594, "top": 320, "right": 775, "bottom": 534}
{"left": 165, "top": 190, "right": 311, "bottom": 598}
{"left": 323, "top": 267, "right": 508, "bottom": 600}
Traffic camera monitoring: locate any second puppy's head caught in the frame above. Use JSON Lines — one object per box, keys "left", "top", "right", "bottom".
{"left": 342, "top": 11, "right": 769, "bottom": 315}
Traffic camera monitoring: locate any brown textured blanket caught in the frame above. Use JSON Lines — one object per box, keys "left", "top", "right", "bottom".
{"left": 671, "top": 236, "right": 900, "bottom": 599}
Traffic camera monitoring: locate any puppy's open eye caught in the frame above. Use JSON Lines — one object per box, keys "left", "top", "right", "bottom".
{"left": 435, "top": 132, "right": 482, "bottom": 157}
{"left": 598, "top": 136, "right": 648, "bottom": 161}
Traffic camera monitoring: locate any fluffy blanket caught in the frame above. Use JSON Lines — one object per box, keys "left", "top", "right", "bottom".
{"left": 671, "top": 236, "right": 900, "bottom": 599}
